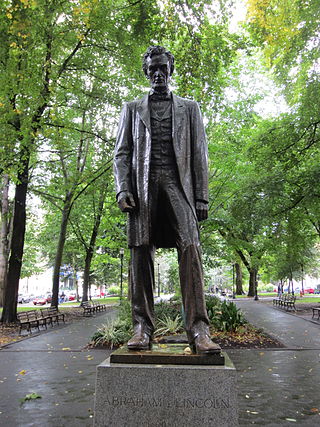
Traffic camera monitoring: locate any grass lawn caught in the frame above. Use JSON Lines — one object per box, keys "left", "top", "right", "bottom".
{"left": 296, "top": 296, "right": 320, "bottom": 304}
{"left": 0, "top": 297, "right": 119, "bottom": 314}
{"left": 258, "top": 292, "right": 278, "bottom": 296}
{"left": 233, "top": 292, "right": 278, "bottom": 298}
{"left": 61, "top": 296, "right": 119, "bottom": 306}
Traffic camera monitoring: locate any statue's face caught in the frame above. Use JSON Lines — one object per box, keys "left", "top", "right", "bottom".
{"left": 146, "top": 54, "right": 171, "bottom": 92}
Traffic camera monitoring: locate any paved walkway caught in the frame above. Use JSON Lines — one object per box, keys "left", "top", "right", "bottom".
{"left": 0, "top": 309, "right": 116, "bottom": 427}
{"left": 233, "top": 300, "right": 320, "bottom": 426}
{"left": 1, "top": 301, "right": 320, "bottom": 426}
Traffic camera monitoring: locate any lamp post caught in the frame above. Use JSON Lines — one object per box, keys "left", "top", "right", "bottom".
{"left": 119, "top": 248, "right": 124, "bottom": 300}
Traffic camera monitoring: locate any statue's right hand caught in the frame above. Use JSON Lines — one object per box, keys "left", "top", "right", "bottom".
{"left": 117, "top": 192, "right": 136, "bottom": 213}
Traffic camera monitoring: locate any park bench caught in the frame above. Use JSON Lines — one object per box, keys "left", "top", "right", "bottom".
{"left": 17, "top": 310, "right": 47, "bottom": 334}
{"left": 273, "top": 294, "right": 289, "bottom": 307}
{"left": 80, "top": 301, "right": 95, "bottom": 316}
{"left": 40, "top": 308, "right": 55, "bottom": 327}
{"left": 284, "top": 294, "right": 296, "bottom": 311}
{"left": 273, "top": 295, "right": 282, "bottom": 307}
{"left": 91, "top": 300, "right": 107, "bottom": 312}
{"left": 47, "top": 307, "right": 65, "bottom": 325}
{"left": 312, "top": 307, "right": 320, "bottom": 320}
{"left": 273, "top": 294, "right": 296, "bottom": 311}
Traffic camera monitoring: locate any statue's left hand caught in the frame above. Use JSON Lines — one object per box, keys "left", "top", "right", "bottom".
{"left": 196, "top": 200, "right": 208, "bottom": 221}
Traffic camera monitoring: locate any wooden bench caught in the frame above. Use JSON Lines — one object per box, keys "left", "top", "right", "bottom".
{"left": 273, "top": 295, "right": 283, "bottom": 307}
{"left": 17, "top": 310, "right": 46, "bottom": 334}
{"left": 47, "top": 307, "right": 65, "bottom": 324}
{"left": 80, "top": 301, "right": 94, "bottom": 316}
{"left": 17, "top": 312, "right": 32, "bottom": 334}
{"left": 97, "top": 300, "right": 108, "bottom": 311}
{"left": 273, "top": 294, "right": 288, "bottom": 307}
{"left": 273, "top": 294, "right": 296, "bottom": 311}
{"left": 40, "top": 308, "right": 54, "bottom": 327}
{"left": 91, "top": 300, "right": 107, "bottom": 312}
{"left": 312, "top": 307, "right": 320, "bottom": 320}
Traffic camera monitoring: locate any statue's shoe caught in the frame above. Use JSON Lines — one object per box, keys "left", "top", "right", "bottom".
{"left": 192, "top": 334, "right": 221, "bottom": 355}
{"left": 127, "top": 332, "right": 151, "bottom": 351}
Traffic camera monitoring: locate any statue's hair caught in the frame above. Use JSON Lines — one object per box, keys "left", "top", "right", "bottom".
{"left": 142, "top": 46, "right": 175, "bottom": 76}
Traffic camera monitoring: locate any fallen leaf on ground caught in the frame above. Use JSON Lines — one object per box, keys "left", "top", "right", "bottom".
{"left": 20, "top": 393, "right": 42, "bottom": 405}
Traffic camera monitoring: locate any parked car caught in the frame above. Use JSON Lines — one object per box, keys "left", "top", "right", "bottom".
{"left": 33, "top": 296, "right": 47, "bottom": 305}
{"left": 304, "top": 288, "right": 314, "bottom": 294}
{"left": 17, "top": 294, "right": 30, "bottom": 304}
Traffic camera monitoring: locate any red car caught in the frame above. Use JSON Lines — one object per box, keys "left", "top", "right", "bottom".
{"left": 304, "top": 288, "right": 314, "bottom": 294}
{"left": 33, "top": 296, "right": 47, "bottom": 305}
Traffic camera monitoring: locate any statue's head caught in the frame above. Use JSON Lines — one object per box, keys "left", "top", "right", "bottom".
{"left": 142, "top": 46, "right": 174, "bottom": 92}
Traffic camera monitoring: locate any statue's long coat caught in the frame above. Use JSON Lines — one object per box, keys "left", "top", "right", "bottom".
{"left": 114, "top": 93, "right": 208, "bottom": 248}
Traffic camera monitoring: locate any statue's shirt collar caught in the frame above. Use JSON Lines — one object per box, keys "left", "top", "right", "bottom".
{"left": 149, "top": 89, "right": 172, "bottom": 101}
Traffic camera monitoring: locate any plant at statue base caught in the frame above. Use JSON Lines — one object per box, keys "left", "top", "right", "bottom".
{"left": 205, "top": 295, "right": 222, "bottom": 321}
{"left": 154, "top": 314, "right": 184, "bottom": 337}
{"left": 91, "top": 319, "right": 132, "bottom": 349}
{"left": 211, "top": 301, "right": 246, "bottom": 332}
{"left": 118, "top": 298, "right": 131, "bottom": 320}
{"left": 90, "top": 300, "right": 132, "bottom": 348}
{"left": 154, "top": 299, "right": 182, "bottom": 321}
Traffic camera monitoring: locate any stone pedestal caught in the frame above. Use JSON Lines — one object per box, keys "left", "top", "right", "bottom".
{"left": 94, "top": 347, "right": 238, "bottom": 427}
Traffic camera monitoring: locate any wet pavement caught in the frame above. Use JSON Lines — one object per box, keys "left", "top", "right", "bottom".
{"left": 233, "top": 300, "right": 320, "bottom": 426}
{"left": 1, "top": 301, "right": 320, "bottom": 426}
{"left": 0, "top": 309, "right": 116, "bottom": 427}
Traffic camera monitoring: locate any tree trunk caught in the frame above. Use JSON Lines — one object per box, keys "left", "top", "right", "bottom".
{"left": 1, "top": 155, "right": 29, "bottom": 323}
{"left": 248, "top": 267, "right": 257, "bottom": 297}
{"left": 51, "top": 195, "right": 72, "bottom": 307}
{"left": 71, "top": 260, "right": 80, "bottom": 302}
{"left": 82, "top": 253, "right": 91, "bottom": 302}
{"left": 0, "top": 175, "right": 10, "bottom": 307}
{"left": 235, "top": 262, "right": 243, "bottom": 295}
{"left": 82, "top": 190, "right": 105, "bottom": 302}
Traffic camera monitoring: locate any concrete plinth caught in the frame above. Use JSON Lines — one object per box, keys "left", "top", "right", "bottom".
{"left": 94, "top": 351, "right": 238, "bottom": 427}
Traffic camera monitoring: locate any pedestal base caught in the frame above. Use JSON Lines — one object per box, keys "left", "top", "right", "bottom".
{"left": 94, "top": 349, "right": 238, "bottom": 427}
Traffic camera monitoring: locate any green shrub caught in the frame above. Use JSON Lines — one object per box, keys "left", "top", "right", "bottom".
{"left": 211, "top": 300, "right": 246, "bottom": 332}
{"left": 205, "top": 295, "right": 222, "bottom": 321}
{"left": 119, "top": 298, "right": 132, "bottom": 322}
{"left": 90, "top": 299, "right": 132, "bottom": 348}
{"left": 91, "top": 319, "right": 133, "bottom": 349}
{"left": 154, "top": 314, "right": 183, "bottom": 337}
{"left": 154, "top": 300, "right": 181, "bottom": 325}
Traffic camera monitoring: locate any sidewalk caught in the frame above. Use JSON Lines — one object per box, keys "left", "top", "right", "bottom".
{"left": 232, "top": 300, "right": 320, "bottom": 426}
{"left": 0, "top": 309, "right": 116, "bottom": 427}
{"left": 1, "top": 302, "right": 320, "bottom": 426}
